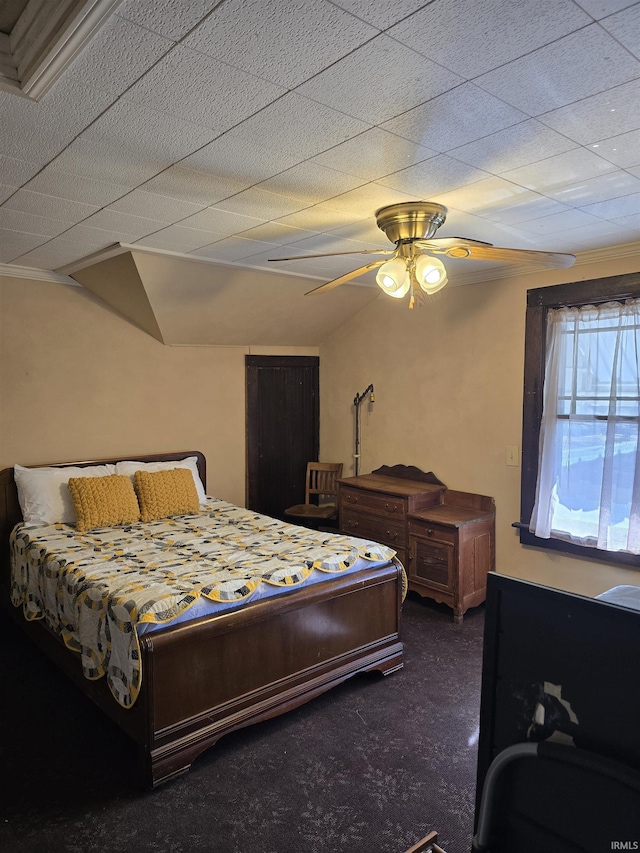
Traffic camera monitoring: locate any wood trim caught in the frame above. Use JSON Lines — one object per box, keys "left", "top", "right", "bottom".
{"left": 520, "top": 272, "right": 640, "bottom": 569}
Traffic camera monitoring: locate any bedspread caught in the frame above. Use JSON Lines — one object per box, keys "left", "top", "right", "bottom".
{"left": 10, "top": 498, "right": 396, "bottom": 708}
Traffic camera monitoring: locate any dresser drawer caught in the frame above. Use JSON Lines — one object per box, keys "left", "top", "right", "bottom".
{"left": 408, "top": 520, "right": 456, "bottom": 546}
{"left": 341, "top": 487, "right": 406, "bottom": 519}
{"left": 410, "top": 538, "right": 453, "bottom": 590}
{"left": 341, "top": 509, "right": 405, "bottom": 549}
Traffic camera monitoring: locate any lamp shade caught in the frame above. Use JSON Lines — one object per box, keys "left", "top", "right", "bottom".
{"left": 376, "top": 257, "right": 410, "bottom": 298}
{"left": 415, "top": 254, "right": 448, "bottom": 294}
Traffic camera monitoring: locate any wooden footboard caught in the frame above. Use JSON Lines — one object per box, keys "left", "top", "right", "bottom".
{"left": 141, "top": 560, "right": 403, "bottom": 786}
{"left": 0, "top": 453, "right": 404, "bottom": 789}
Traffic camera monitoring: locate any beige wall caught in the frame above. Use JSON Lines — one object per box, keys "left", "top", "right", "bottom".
{"left": 0, "top": 276, "right": 316, "bottom": 507}
{"left": 319, "top": 254, "right": 640, "bottom": 598}
{"left": 4, "top": 257, "right": 640, "bottom": 599}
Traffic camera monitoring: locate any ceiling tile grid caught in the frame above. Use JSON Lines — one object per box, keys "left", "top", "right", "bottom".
{"left": 0, "top": 0, "right": 638, "bottom": 284}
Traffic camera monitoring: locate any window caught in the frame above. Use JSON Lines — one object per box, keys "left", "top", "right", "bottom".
{"left": 519, "top": 272, "right": 640, "bottom": 568}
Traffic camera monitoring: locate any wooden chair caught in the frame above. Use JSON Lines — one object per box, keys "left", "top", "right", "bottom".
{"left": 284, "top": 462, "right": 343, "bottom": 527}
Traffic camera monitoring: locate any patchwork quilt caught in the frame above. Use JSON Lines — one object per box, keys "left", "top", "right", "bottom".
{"left": 10, "top": 498, "right": 397, "bottom": 709}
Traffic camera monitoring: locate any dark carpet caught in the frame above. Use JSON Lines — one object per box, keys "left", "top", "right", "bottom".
{"left": 0, "top": 594, "right": 485, "bottom": 853}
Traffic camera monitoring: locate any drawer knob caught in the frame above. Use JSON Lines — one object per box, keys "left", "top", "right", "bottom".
{"left": 385, "top": 502, "right": 398, "bottom": 513}
{"left": 348, "top": 520, "right": 359, "bottom": 529}
{"left": 386, "top": 530, "right": 397, "bottom": 540}
{"left": 427, "top": 528, "right": 434, "bottom": 535}
{"left": 348, "top": 494, "right": 359, "bottom": 503}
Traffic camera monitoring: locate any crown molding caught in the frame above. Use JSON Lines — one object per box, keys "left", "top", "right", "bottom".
{"left": 0, "top": 263, "right": 79, "bottom": 285}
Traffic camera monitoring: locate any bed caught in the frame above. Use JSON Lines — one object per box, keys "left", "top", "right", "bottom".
{"left": 0, "top": 451, "right": 404, "bottom": 788}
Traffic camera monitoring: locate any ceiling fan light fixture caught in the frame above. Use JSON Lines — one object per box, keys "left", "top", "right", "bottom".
{"left": 415, "top": 254, "right": 448, "bottom": 295}
{"left": 376, "top": 257, "right": 411, "bottom": 298}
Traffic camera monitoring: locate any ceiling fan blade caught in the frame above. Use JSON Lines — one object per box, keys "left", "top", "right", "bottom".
{"left": 268, "top": 247, "right": 393, "bottom": 262}
{"left": 305, "top": 260, "right": 387, "bottom": 295}
{"left": 415, "top": 237, "right": 494, "bottom": 250}
{"left": 418, "top": 240, "right": 575, "bottom": 268}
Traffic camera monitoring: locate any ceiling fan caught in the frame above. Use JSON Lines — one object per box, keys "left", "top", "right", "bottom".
{"left": 268, "top": 202, "right": 576, "bottom": 309}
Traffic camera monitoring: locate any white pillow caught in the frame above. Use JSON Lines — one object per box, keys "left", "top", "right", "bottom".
{"left": 115, "top": 456, "right": 206, "bottom": 505}
{"left": 14, "top": 463, "right": 117, "bottom": 526}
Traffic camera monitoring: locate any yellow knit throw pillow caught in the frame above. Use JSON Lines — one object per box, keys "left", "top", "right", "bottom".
{"left": 68, "top": 474, "right": 141, "bottom": 532}
{"left": 134, "top": 467, "right": 200, "bottom": 522}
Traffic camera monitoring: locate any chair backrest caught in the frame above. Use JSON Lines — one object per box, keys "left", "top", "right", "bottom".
{"left": 305, "top": 462, "right": 343, "bottom": 504}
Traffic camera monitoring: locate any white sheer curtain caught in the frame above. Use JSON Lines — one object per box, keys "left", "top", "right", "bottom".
{"left": 529, "top": 298, "right": 640, "bottom": 554}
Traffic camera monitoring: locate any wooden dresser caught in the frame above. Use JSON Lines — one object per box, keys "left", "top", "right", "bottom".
{"left": 338, "top": 465, "right": 495, "bottom": 623}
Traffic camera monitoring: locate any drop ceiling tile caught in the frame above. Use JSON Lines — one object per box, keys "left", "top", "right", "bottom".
{"left": 381, "top": 83, "right": 527, "bottom": 152}
{"left": 0, "top": 84, "right": 113, "bottom": 162}
{"left": 237, "top": 222, "right": 319, "bottom": 246}
{"left": 472, "top": 194, "right": 570, "bottom": 226}
{"left": 582, "top": 192, "right": 640, "bottom": 219}
{"left": 377, "top": 154, "right": 488, "bottom": 199}
{"left": 330, "top": 0, "right": 427, "bottom": 29}
{"left": 0, "top": 155, "right": 41, "bottom": 187}
{"left": 178, "top": 207, "right": 265, "bottom": 236}
{"left": 536, "top": 81, "right": 640, "bottom": 144}
{"left": 182, "top": 0, "right": 377, "bottom": 89}
{"left": 183, "top": 129, "right": 306, "bottom": 183}
{"left": 107, "top": 190, "right": 207, "bottom": 223}
{"left": 515, "top": 208, "right": 606, "bottom": 235}
{"left": 23, "top": 169, "right": 130, "bottom": 207}
{"left": 141, "top": 165, "right": 250, "bottom": 206}
{"left": 589, "top": 129, "right": 640, "bottom": 168}
{"left": 50, "top": 137, "right": 168, "bottom": 188}
{"left": 475, "top": 25, "right": 640, "bottom": 115}
{"left": 434, "top": 176, "right": 557, "bottom": 221}
{"left": 134, "top": 224, "right": 225, "bottom": 252}
{"left": 212, "top": 188, "right": 309, "bottom": 220}
{"left": 501, "top": 148, "right": 617, "bottom": 193}
{"left": 599, "top": 3, "right": 640, "bottom": 57}
{"left": 574, "top": 0, "right": 639, "bottom": 17}
{"left": 311, "top": 128, "right": 437, "bottom": 181}
{"left": 62, "top": 15, "right": 174, "bottom": 99}
{"left": 295, "top": 34, "right": 463, "bottom": 125}
{"left": 58, "top": 224, "right": 136, "bottom": 250}
{"left": 449, "top": 120, "right": 579, "bottom": 174}
{"left": 81, "top": 210, "right": 166, "bottom": 240}
{"left": 544, "top": 170, "right": 640, "bottom": 207}
{"left": 117, "top": 0, "right": 215, "bottom": 39}
{"left": 0, "top": 208, "right": 73, "bottom": 237}
{"left": 553, "top": 220, "right": 640, "bottom": 248}
{"left": 12, "top": 239, "right": 99, "bottom": 270}
{"left": 83, "top": 100, "right": 218, "bottom": 163}
{"left": 0, "top": 230, "right": 50, "bottom": 263}
{"left": 315, "top": 182, "right": 420, "bottom": 215}
{"left": 122, "top": 45, "right": 286, "bottom": 133}
{"left": 0, "top": 183, "right": 14, "bottom": 204}
{"left": 387, "top": 0, "right": 591, "bottom": 78}
{"left": 192, "top": 236, "right": 281, "bottom": 262}
{"left": 325, "top": 218, "right": 389, "bottom": 244}
{"left": 228, "top": 93, "right": 370, "bottom": 161}
{"left": 2, "top": 190, "right": 99, "bottom": 223}
{"left": 612, "top": 213, "right": 640, "bottom": 230}
{"left": 276, "top": 233, "right": 378, "bottom": 256}
{"left": 275, "top": 206, "right": 367, "bottom": 231}
{"left": 258, "top": 163, "right": 367, "bottom": 205}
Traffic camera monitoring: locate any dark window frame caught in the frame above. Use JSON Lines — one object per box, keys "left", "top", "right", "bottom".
{"left": 518, "top": 270, "right": 640, "bottom": 569}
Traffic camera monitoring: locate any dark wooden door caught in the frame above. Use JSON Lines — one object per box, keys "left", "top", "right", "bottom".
{"left": 246, "top": 355, "right": 319, "bottom": 518}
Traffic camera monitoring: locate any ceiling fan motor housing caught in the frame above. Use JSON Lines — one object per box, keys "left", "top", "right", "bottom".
{"left": 375, "top": 202, "right": 448, "bottom": 244}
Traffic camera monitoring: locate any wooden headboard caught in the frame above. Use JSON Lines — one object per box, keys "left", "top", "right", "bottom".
{"left": 0, "top": 451, "right": 206, "bottom": 612}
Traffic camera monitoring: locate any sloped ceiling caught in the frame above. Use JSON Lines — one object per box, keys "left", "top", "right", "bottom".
{"left": 70, "top": 246, "right": 380, "bottom": 345}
